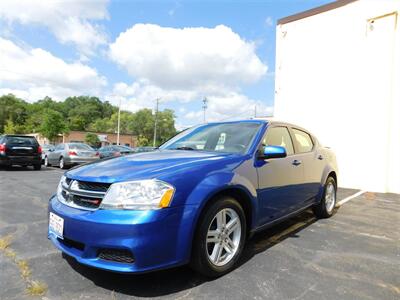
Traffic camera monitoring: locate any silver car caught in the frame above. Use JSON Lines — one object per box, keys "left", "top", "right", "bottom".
{"left": 45, "top": 143, "right": 100, "bottom": 169}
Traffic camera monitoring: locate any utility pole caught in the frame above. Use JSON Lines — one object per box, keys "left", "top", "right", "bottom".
{"left": 153, "top": 98, "right": 160, "bottom": 147}
{"left": 117, "top": 97, "right": 121, "bottom": 145}
{"left": 202, "top": 97, "right": 208, "bottom": 123}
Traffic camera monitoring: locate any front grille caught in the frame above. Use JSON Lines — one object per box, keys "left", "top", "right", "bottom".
{"left": 78, "top": 181, "right": 110, "bottom": 193}
{"left": 98, "top": 249, "right": 135, "bottom": 264}
{"left": 58, "top": 178, "right": 110, "bottom": 210}
{"left": 71, "top": 195, "right": 102, "bottom": 209}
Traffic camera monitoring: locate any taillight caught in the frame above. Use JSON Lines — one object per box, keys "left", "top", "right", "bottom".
{"left": 0, "top": 143, "right": 6, "bottom": 154}
{"left": 95, "top": 152, "right": 100, "bottom": 156}
{"left": 68, "top": 151, "right": 77, "bottom": 156}
{"left": 38, "top": 146, "right": 42, "bottom": 154}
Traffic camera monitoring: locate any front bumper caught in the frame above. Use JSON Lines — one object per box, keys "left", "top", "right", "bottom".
{"left": 48, "top": 195, "right": 198, "bottom": 273}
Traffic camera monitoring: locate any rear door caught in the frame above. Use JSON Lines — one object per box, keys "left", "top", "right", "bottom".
{"left": 256, "top": 126, "right": 305, "bottom": 225}
{"left": 5, "top": 136, "right": 38, "bottom": 157}
{"left": 289, "top": 128, "right": 321, "bottom": 205}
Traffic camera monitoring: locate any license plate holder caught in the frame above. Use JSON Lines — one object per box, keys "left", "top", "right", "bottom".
{"left": 49, "top": 212, "right": 64, "bottom": 239}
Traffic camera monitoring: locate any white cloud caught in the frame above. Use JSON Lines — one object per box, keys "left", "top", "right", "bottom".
{"left": 109, "top": 24, "right": 267, "bottom": 89}
{"left": 0, "top": 38, "right": 107, "bottom": 101}
{"left": 108, "top": 24, "right": 270, "bottom": 126}
{"left": 0, "top": 0, "right": 109, "bottom": 57}
{"left": 265, "top": 17, "right": 274, "bottom": 27}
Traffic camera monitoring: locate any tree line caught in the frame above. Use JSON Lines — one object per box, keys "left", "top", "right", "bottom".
{"left": 0, "top": 94, "right": 177, "bottom": 146}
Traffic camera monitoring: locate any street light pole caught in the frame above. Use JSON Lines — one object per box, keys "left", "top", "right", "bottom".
{"left": 117, "top": 97, "right": 121, "bottom": 145}
{"left": 153, "top": 98, "right": 160, "bottom": 147}
{"left": 202, "top": 97, "right": 208, "bottom": 123}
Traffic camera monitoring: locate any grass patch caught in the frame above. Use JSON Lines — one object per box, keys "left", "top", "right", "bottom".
{"left": 26, "top": 280, "right": 48, "bottom": 296}
{"left": 0, "top": 234, "right": 47, "bottom": 297}
{"left": 4, "top": 248, "right": 17, "bottom": 260}
{"left": 17, "top": 259, "right": 32, "bottom": 279}
{"left": 0, "top": 235, "right": 12, "bottom": 250}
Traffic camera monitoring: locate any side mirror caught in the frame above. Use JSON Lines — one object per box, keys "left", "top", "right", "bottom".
{"left": 49, "top": 148, "right": 54, "bottom": 152}
{"left": 260, "top": 145, "right": 287, "bottom": 159}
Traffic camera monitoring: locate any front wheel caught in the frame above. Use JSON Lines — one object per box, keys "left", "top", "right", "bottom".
{"left": 190, "top": 196, "right": 246, "bottom": 277}
{"left": 313, "top": 176, "right": 337, "bottom": 218}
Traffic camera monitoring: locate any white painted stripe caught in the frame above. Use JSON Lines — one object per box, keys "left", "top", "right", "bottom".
{"left": 336, "top": 190, "right": 366, "bottom": 207}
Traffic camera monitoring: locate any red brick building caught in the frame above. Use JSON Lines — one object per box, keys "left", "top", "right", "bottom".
{"left": 28, "top": 131, "right": 137, "bottom": 147}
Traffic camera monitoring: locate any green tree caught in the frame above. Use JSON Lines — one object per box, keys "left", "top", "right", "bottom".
{"left": 85, "top": 133, "right": 100, "bottom": 147}
{"left": 0, "top": 94, "right": 28, "bottom": 133}
{"left": 39, "top": 109, "right": 69, "bottom": 143}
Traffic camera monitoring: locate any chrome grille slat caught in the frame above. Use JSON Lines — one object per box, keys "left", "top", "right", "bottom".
{"left": 58, "top": 178, "right": 111, "bottom": 210}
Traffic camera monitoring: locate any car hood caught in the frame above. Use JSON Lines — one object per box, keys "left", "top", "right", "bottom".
{"left": 66, "top": 150, "right": 242, "bottom": 183}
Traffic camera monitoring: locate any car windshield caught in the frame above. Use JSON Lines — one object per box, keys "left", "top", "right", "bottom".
{"left": 69, "top": 143, "right": 93, "bottom": 151}
{"left": 161, "top": 122, "right": 262, "bottom": 154}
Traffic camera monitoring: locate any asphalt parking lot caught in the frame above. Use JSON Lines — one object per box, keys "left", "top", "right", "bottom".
{"left": 0, "top": 166, "right": 399, "bottom": 300}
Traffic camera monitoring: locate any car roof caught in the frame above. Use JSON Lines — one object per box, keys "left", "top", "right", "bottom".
{"left": 203, "top": 118, "right": 314, "bottom": 136}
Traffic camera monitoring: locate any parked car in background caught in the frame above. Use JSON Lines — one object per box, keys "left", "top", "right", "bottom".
{"left": 41, "top": 144, "right": 55, "bottom": 164}
{"left": 44, "top": 143, "right": 99, "bottom": 169}
{"left": 0, "top": 135, "right": 42, "bottom": 170}
{"left": 48, "top": 120, "right": 339, "bottom": 277}
{"left": 98, "top": 145, "right": 134, "bottom": 159}
{"left": 132, "top": 146, "right": 157, "bottom": 153}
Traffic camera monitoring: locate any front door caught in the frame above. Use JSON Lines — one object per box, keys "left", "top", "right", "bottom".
{"left": 256, "top": 126, "right": 304, "bottom": 225}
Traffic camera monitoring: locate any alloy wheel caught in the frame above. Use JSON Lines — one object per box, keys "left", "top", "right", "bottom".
{"left": 206, "top": 208, "right": 241, "bottom": 267}
{"left": 325, "top": 182, "right": 336, "bottom": 212}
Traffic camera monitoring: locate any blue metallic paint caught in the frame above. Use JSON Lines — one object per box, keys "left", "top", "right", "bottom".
{"left": 48, "top": 120, "right": 338, "bottom": 273}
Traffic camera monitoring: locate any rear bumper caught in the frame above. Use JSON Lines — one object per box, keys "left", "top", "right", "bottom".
{"left": 64, "top": 157, "right": 100, "bottom": 165}
{"left": 48, "top": 195, "right": 198, "bottom": 273}
{"left": 0, "top": 155, "right": 41, "bottom": 166}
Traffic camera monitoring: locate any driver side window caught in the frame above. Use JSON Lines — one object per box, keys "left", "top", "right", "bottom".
{"left": 263, "top": 127, "right": 294, "bottom": 156}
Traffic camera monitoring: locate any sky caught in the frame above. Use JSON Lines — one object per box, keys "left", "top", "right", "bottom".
{"left": 0, "top": 0, "right": 332, "bottom": 129}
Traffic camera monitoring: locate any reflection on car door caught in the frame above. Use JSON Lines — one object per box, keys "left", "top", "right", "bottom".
{"left": 256, "top": 126, "right": 305, "bottom": 225}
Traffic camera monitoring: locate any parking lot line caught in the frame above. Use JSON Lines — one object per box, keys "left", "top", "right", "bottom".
{"left": 336, "top": 190, "right": 366, "bottom": 206}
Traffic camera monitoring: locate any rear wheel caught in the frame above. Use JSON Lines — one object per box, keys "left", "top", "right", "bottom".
{"left": 190, "top": 196, "right": 246, "bottom": 277}
{"left": 59, "top": 157, "right": 66, "bottom": 169}
{"left": 33, "top": 164, "right": 41, "bottom": 170}
{"left": 44, "top": 156, "right": 51, "bottom": 167}
{"left": 313, "top": 176, "right": 337, "bottom": 218}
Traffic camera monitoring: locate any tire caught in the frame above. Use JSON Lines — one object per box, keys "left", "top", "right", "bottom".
{"left": 44, "top": 156, "right": 51, "bottom": 167}
{"left": 190, "top": 196, "right": 246, "bottom": 277}
{"left": 33, "top": 164, "right": 41, "bottom": 170}
{"left": 59, "top": 157, "right": 66, "bottom": 169}
{"left": 313, "top": 176, "right": 337, "bottom": 218}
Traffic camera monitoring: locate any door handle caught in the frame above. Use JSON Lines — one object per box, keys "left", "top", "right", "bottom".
{"left": 318, "top": 155, "right": 324, "bottom": 160}
{"left": 292, "top": 159, "right": 302, "bottom": 166}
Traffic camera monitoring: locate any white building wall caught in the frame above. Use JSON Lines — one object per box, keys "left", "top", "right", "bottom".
{"left": 274, "top": 0, "right": 400, "bottom": 193}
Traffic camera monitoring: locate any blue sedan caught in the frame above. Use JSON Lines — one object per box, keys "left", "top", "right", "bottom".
{"left": 48, "top": 119, "right": 338, "bottom": 277}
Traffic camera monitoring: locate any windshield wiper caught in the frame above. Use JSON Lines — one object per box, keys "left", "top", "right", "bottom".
{"left": 172, "top": 146, "right": 195, "bottom": 150}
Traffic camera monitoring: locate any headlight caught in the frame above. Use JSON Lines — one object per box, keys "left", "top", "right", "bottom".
{"left": 100, "top": 179, "right": 175, "bottom": 210}
{"left": 57, "top": 175, "right": 67, "bottom": 200}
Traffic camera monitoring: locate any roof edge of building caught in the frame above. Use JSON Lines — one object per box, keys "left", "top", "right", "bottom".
{"left": 277, "top": 0, "right": 358, "bottom": 25}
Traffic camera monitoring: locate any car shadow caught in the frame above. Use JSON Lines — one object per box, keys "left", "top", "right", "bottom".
{"left": 0, "top": 165, "right": 55, "bottom": 171}
{"left": 63, "top": 209, "right": 318, "bottom": 298}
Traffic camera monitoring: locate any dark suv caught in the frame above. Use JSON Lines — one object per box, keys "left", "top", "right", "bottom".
{"left": 0, "top": 135, "right": 42, "bottom": 170}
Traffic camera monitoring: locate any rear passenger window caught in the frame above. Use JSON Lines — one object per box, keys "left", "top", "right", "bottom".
{"left": 263, "top": 127, "right": 294, "bottom": 156}
{"left": 292, "top": 129, "right": 313, "bottom": 153}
